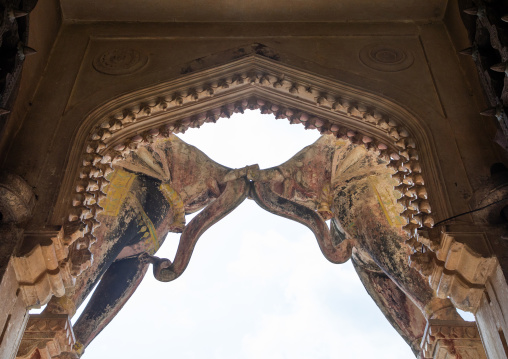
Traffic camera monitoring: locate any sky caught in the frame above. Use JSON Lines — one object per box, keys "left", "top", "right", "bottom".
{"left": 40, "top": 110, "right": 472, "bottom": 358}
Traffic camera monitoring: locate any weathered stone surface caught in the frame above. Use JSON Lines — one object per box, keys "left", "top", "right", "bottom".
{"left": 0, "top": 172, "right": 35, "bottom": 223}
{"left": 411, "top": 229, "right": 497, "bottom": 313}
{"left": 0, "top": 260, "right": 30, "bottom": 359}
{"left": 3, "top": 1, "right": 508, "bottom": 357}
{"left": 46, "top": 135, "right": 252, "bottom": 354}
{"left": 476, "top": 264, "right": 508, "bottom": 359}
{"left": 421, "top": 319, "right": 487, "bottom": 359}
{"left": 246, "top": 135, "right": 464, "bottom": 353}
{"left": 16, "top": 314, "right": 75, "bottom": 359}
{"left": 12, "top": 229, "right": 73, "bottom": 309}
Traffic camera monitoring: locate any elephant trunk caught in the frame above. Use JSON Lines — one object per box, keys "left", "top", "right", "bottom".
{"left": 251, "top": 182, "right": 353, "bottom": 264}
{"left": 151, "top": 178, "right": 250, "bottom": 282}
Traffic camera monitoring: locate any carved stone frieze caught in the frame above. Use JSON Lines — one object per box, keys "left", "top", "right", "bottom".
{"left": 12, "top": 229, "right": 75, "bottom": 308}
{"left": 60, "top": 55, "right": 440, "bottom": 275}
{"left": 16, "top": 314, "right": 76, "bottom": 359}
{"left": 421, "top": 319, "right": 487, "bottom": 359}
{"left": 410, "top": 229, "right": 497, "bottom": 312}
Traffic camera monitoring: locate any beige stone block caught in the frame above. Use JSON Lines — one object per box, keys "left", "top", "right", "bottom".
{"left": 0, "top": 262, "right": 29, "bottom": 359}
{"left": 476, "top": 265, "right": 508, "bottom": 359}
{"left": 12, "top": 230, "right": 74, "bottom": 308}
{"left": 16, "top": 314, "right": 75, "bottom": 359}
{"left": 421, "top": 319, "right": 487, "bottom": 359}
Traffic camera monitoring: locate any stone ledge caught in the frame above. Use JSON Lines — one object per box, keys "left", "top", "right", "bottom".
{"left": 16, "top": 314, "right": 75, "bottom": 359}
{"left": 421, "top": 319, "right": 487, "bottom": 359}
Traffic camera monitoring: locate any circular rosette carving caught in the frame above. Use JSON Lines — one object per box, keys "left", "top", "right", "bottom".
{"left": 359, "top": 44, "right": 414, "bottom": 72}
{"left": 93, "top": 48, "right": 148, "bottom": 75}
{"left": 0, "top": 172, "right": 36, "bottom": 223}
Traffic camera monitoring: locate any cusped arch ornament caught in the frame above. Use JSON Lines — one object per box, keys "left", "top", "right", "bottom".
{"left": 56, "top": 55, "right": 456, "bottom": 304}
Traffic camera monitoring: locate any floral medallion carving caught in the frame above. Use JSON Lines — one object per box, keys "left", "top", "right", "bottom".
{"left": 93, "top": 48, "right": 148, "bottom": 75}
{"left": 359, "top": 44, "right": 414, "bottom": 72}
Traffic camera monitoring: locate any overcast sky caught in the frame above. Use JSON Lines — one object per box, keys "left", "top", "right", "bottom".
{"left": 67, "top": 110, "right": 439, "bottom": 358}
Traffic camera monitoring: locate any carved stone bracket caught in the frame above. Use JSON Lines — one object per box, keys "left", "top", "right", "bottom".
{"left": 16, "top": 314, "right": 76, "bottom": 359}
{"left": 411, "top": 229, "right": 497, "bottom": 312}
{"left": 421, "top": 319, "right": 487, "bottom": 359}
{"left": 12, "top": 229, "right": 76, "bottom": 308}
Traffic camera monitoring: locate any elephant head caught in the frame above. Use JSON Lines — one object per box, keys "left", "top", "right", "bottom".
{"left": 245, "top": 135, "right": 463, "bottom": 354}
{"left": 247, "top": 136, "right": 356, "bottom": 264}
{"left": 57, "top": 134, "right": 462, "bottom": 357}
{"left": 46, "top": 135, "right": 254, "bottom": 354}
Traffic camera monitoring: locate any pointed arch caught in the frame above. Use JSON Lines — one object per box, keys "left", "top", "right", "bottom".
{"left": 51, "top": 54, "right": 451, "bottom": 289}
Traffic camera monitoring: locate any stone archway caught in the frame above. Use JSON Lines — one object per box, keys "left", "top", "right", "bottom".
{"left": 60, "top": 54, "right": 441, "bottom": 263}
{"left": 13, "top": 54, "right": 498, "bottom": 359}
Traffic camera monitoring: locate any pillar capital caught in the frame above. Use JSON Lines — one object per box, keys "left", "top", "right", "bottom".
{"left": 16, "top": 314, "right": 76, "bottom": 359}
{"left": 421, "top": 319, "right": 487, "bottom": 359}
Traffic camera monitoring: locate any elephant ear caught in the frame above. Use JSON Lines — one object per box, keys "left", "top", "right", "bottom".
{"left": 116, "top": 144, "right": 171, "bottom": 182}
{"left": 152, "top": 178, "right": 250, "bottom": 282}
{"left": 251, "top": 182, "right": 353, "bottom": 264}
{"left": 331, "top": 140, "right": 391, "bottom": 188}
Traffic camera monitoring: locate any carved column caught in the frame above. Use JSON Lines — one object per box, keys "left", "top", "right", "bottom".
{"left": 0, "top": 173, "right": 36, "bottom": 359}
{"left": 421, "top": 319, "right": 487, "bottom": 359}
{"left": 5, "top": 227, "right": 87, "bottom": 359}
{"left": 475, "top": 265, "right": 508, "bottom": 359}
{"left": 0, "top": 173, "right": 81, "bottom": 359}
{"left": 0, "top": 227, "right": 29, "bottom": 359}
{"left": 411, "top": 226, "right": 508, "bottom": 359}
{"left": 15, "top": 314, "right": 75, "bottom": 359}
{"left": 0, "top": 227, "right": 80, "bottom": 359}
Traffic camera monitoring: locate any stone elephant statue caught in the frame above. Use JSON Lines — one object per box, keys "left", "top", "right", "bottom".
{"left": 249, "top": 135, "right": 463, "bottom": 355}
{"left": 150, "top": 135, "right": 463, "bottom": 355}
{"left": 45, "top": 135, "right": 251, "bottom": 356}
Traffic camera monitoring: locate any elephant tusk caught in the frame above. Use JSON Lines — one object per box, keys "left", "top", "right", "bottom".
{"left": 154, "top": 178, "right": 250, "bottom": 282}
{"left": 251, "top": 182, "right": 353, "bottom": 264}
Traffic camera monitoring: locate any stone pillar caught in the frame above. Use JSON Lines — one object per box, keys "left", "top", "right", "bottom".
{"left": 0, "top": 173, "right": 37, "bottom": 358}
{"left": 410, "top": 227, "right": 502, "bottom": 358}
{"left": 0, "top": 259, "right": 30, "bottom": 359}
{"left": 421, "top": 319, "right": 487, "bottom": 359}
{"left": 15, "top": 314, "right": 75, "bottom": 359}
{"left": 0, "top": 227, "right": 76, "bottom": 359}
{"left": 475, "top": 264, "right": 508, "bottom": 359}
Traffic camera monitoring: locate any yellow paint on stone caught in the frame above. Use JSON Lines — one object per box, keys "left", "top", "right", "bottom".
{"left": 368, "top": 176, "right": 405, "bottom": 227}
{"left": 137, "top": 206, "right": 159, "bottom": 255}
{"left": 100, "top": 168, "right": 136, "bottom": 216}
{"left": 73, "top": 341, "right": 85, "bottom": 356}
{"left": 159, "top": 182, "right": 186, "bottom": 229}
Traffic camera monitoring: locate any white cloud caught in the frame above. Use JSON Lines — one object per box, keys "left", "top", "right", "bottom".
{"left": 178, "top": 110, "right": 320, "bottom": 169}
